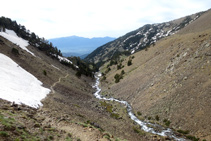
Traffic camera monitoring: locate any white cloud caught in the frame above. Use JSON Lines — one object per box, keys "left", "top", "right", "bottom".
{"left": 0, "top": 0, "right": 210, "bottom": 38}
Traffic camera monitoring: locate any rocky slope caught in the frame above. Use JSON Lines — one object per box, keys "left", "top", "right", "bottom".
{"left": 85, "top": 11, "right": 205, "bottom": 65}
{"left": 99, "top": 9, "right": 211, "bottom": 141}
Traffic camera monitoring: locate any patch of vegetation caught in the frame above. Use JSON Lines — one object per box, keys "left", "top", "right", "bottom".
{"left": 177, "top": 129, "right": 190, "bottom": 135}
{"left": 65, "top": 136, "right": 73, "bottom": 141}
{"left": 147, "top": 116, "right": 152, "bottom": 120}
{"left": 73, "top": 104, "right": 81, "bottom": 108}
{"left": 0, "top": 131, "right": 9, "bottom": 137}
{"left": 127, "top": 59, "right": 132, "bottom": 66}
{"left": 75, "top": 71, "right": 82, "bottom": 78}
{"left": 103, "top": 133, "right": 111, "bottom": 140}
{"left": 114, "top": 72, "right": 124, "bottom": 83}
{"left": 155, "top": 115, "right": 159, "bottom": 121}
{"left": 100, "top": 101, "right": 121, "bottom": 119}
{"left": 133, "top": 126, "right": 146, "bottom": 136}
{"left": 117, "top": 63, "right": 124, "bottom": 70}
{"left": 0, "top": 113, "right": 15, "bottom": 130}
{"left": 111, "top": 113, "right": 120, "bottom": 119}
{"left": 11, "top": 48, "right": 19, "bottom": 56}
{"left": 186, "top": 135, "right": 199, "bottom": 141}
{"left": 163, "top": 119, "right": 171, "bottom": 127}
{"left": 43, "top": 70, "right": 47, "bottom": 76}
{"left": 137, "top": 111, "right": 142, "bottom": 116}
{"left": 100, "top": 101, "right": 113, "bottom": 113}
{"left": 76, "top": 113, "right": 85, "bottom": 118}
{"left": 121, "top": 70, "right": 125, "bottom": 75}
{"left": 102, "top": 75, "right": 107, "bottom": 81}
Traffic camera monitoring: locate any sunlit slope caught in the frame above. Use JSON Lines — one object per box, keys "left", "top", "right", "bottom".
{"left": 100, "top": 9, "right": 211, "bottom": 140}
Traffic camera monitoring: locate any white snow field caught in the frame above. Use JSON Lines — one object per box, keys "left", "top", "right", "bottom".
{"left": 0, "top": 53, "right": 50, "bottom": 108}
{"left": 0, "top": 29, "right": 35, "bottom": 56}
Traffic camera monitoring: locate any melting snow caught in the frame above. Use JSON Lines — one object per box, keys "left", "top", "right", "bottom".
{"left": 58, "top": 55, "right": 73, "bottom": 64}
{"left": 0, "top": 29, "right": 35, "bottom": 56}
{"left": 131, "top": 50, "right": 135, "bottom": 54}
{"left": 0, "top": 53, "right": 50, "bottom": 108}
{"left": 57, "top": 55, "right": 79, "bottom": 69}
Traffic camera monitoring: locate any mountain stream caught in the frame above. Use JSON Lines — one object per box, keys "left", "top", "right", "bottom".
{"left": 92, "top": 73, "right": 186, "bottom": 141}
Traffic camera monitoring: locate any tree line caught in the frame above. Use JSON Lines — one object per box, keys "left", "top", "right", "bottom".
{"left": 0, "top": 16, "right": 98, "bottom": 77}
{"left": 0, "top": 16, "right": 62, "bottom": 57}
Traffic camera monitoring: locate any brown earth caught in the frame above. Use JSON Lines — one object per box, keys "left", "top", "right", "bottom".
{"left": 100, "top": 9, "right": 211, "bottom": 141}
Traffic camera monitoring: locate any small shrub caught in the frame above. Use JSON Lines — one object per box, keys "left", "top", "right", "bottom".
{"left": 102, "top": 76, "right": 106, "bottom": 81}
{"left": 65, "top": 136, "right": 72, "bottom": 141}
{"left": 137, "top": 111, "right": 142, "bottom": 116}
{"left": 75, "top": 71, "right": 81, "bottom": 78}
{"left": 114, "top": 73, "right": 123, "bottom": 83}
{"left": 133, "top": 126, "right": 146, "bottom": 136}
{"left": 111, "top": 113, "right": 119, "bottom": 119}
{"left": 114, "top": 73, "right": 121, "bottom": 83}
{"left": 117, "top": 63, "right": 122, "bottom": 70}
{"left": 103, "top": 133, "right": 110, "bottom": 139}
{"left": 100, "top": 101, "right": 113, "bottom": 113}
{"left": 163, "top": 119, "right": 168, "bottom": 122}
{"left": 43, "top": 70, "right": 47, "bottom": 76}
{"left": 147, "top": 116, "right": 152, "bottom": 120}
{"left": 127, "top": 59, "right": 132, "bottom": 66}
{"left": 121, "top": 70, "right": 125, "bottom": 75}
{"left": 155, "top": 115, "right": 159, "bottom": 121}
{"left": 177, "top": 129, "right": 189, "bottom": 134}
{"left": 133, "top": 127, "right": 140, "bottom": 133}
{"left": 186, "top": 135, "right": 199, "bottom": 141}
{"left": 86, "top": 120, "right": 91, "bottom": 124}
{"left": 0, "top": 131, "right": 9, "bottom": 137}
{"left": 49, "top": 135, "right": 54, "bottom": 140}
{"left": 105, "top": 67, "right": 111, "bottom": 73}
{"left": 11, "top": 48, "right": 19, "bottom": 56}
{"left": 163, "top": 119, "right": 171, "bottom": 127}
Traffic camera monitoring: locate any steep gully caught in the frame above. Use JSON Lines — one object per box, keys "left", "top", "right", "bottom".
{"left": 92, "top": 73, "right": 186, "bottom": 141}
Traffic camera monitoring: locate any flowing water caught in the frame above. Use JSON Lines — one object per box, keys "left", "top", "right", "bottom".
{"left": 92, "top": 73, "right": 186, "bottom": 141}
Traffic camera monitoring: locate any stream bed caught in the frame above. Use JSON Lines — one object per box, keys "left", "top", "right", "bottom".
{"left": 92, "top": 73, "right": 186, "bottom": 141}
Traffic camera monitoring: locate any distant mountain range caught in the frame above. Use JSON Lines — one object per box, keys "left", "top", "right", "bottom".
{"left": 48, "top": 36, "right": 115, "bottom": 58}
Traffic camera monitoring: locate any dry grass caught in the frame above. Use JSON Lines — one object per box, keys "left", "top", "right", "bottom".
{"left": 100, "top": 10, "right": 211, "bottom": 141}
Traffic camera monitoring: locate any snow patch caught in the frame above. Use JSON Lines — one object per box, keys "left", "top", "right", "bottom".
{"left": 0, "top": 53, "right": 50, "bottom": 108}
{"left": 0, "top": 29, "right": 35, "bottom": 56}
{"left": 58, "top": 55, "right": 73, "bottom": 64}
{"left": 131, "top": 50, "right": 135, "bottom": 54}
{"left": 57, "top": 55, "right": 79, "bottom": 69}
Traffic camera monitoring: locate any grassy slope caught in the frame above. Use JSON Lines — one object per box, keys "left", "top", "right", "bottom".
{"left": 100, "top": 10, "right": 211, "bottom": 141}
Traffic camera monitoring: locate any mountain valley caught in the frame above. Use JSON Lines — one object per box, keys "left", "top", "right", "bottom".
{"left": 0, "top": 9, "right": 211, "bottom": 141}
{"left": 49, "top": 36, "right": 115, "bottom": 58}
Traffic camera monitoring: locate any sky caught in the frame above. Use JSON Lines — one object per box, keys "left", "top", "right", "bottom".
{"left": 1, "top": 0, "right": 210, "bottom": 39}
